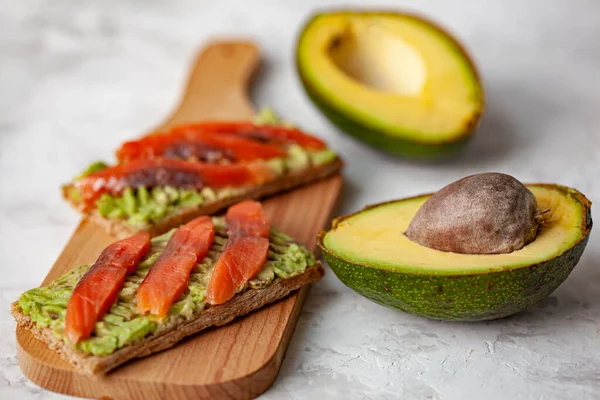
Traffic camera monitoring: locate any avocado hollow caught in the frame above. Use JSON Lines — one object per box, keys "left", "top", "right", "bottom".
{"left": 296, "top": 10, "right": 485, "bottom": 159}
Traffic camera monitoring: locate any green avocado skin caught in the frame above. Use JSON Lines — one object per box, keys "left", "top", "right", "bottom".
{"left": 299, "top": 76, "right": 472, "bottom": 159}
{"left": 321, "top": 231, "right": 590, "bottom": 321}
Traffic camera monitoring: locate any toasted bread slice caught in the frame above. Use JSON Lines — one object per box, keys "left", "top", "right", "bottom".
{"left": 12, "top": 263, "right": 324, "bottom": 376}
{"left": 63, "top": 158, "right": 342, "bottom": 238}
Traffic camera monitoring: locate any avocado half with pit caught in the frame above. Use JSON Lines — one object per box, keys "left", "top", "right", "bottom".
{"left": 297, "top": 11, "right": 484, "bottom": 158}
{"left": 318, "top": 185, "right": 592, "bottom": 321}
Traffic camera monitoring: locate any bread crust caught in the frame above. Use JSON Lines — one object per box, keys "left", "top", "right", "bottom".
{"left": 63, "top": 158, "right": 343, "bottom": 239}
{"left": 12, "top": 263, "right": 324, "bottom": 376}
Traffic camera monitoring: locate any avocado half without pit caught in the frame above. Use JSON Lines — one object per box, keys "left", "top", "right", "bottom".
{"left": 297, "top": 11, "right": 484, "bottom": 158}
{"left": 318, "top": 173, "right": 592, "bottom": 321}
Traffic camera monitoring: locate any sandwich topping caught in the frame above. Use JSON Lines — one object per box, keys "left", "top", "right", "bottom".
{"left": 65, "top": 110, "right": 337, "bottom": 227}
{"left": 74, "top": 159, "right": 276, "bottom": 212}
{"left": 18, "top": 202, "right": 315, "bottom": 356}
{"left": 206, "top": 201, "right": 271, "bottom": 305}
{"left": 117, "top": 126, "right": 287, "bottom": 163}
{"left": 65, "top": 233, "right": 151, "bottom": 344}
{"left": 136, "top": 216, "right": 215, "bottom": 317}
{"left": 165, "top": 121, "right": 328, "bottom": 150}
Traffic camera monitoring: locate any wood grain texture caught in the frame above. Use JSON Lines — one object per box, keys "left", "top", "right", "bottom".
{"left": 16, "top": 41, "right": 343, "bottom": 400}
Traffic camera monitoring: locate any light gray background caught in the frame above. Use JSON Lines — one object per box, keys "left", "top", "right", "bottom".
{"left": 1, "top": 1, "right": 599, "bottom": 399}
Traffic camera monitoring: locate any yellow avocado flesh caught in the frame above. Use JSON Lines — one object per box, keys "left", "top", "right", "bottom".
{"left": 298, "top": 13, "right": 482, "bottom": 143}
{"left": 323, "top": 186, "right": 586, "bottom": 275}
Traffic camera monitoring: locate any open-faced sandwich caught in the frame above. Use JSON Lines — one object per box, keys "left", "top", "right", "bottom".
{"left": 12, "top": 200, "right": 324, "bottom": 375}
{"left": 62, "top": 110, "right": 342, "bottom": 238}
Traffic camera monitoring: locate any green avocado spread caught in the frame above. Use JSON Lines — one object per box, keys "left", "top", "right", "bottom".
{"left": 19, "top": 219, "right": 314, "bottom": 356}
{"left": 95, "top": 186, "right": 212, "bottom": 226}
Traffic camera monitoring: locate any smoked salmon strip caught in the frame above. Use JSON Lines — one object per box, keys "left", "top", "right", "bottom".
{"left": 116, "top": 129, "right": 286, "bottom": 163}
{"left": 136, "top": 216, "right": 215, "bottom": 317}
{"left": 206, "top": 201, "right": 271, "bottom": 305}
{"left": 170, "top": 121, "right": 327, "bottom": 150}
{"left": 75, "top": 158, "right": 275, "bottom": 211}
{"left": 64, "top": 233, "right": 151, "bottom": 344}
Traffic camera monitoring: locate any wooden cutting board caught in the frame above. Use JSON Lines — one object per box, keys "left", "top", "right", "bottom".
{"left": 15, "top": 41, "right": 343, "bottom": 400}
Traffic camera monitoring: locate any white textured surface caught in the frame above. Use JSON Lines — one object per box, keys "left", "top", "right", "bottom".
{"left": 1, "top": 1, "right": 599, "bottom": 399}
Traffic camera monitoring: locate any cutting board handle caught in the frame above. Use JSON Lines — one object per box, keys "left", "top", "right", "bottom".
{"left": 155, "top": 41, "right": 260, "bottom": 132}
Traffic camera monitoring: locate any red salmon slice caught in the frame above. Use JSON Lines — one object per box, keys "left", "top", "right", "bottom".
{"left": 75, "top": 159, "right": 275, "bottom": 211}
{"left": 64, "top": 233, "right": 151, "bottom": 344}
{"left": 116, "top": 129, "right": 286, "bottom": 163}
{"left": 226, "top": 198, "right": 271, "bottom": 237}
{"left": 136, "top": 216, "right": 215, "bottom": 317}
{"left": 206, "top": 201, "right": 271, "bottom": 305}
{"left": 170, "top": 122, "right": 327, "bottom": 150}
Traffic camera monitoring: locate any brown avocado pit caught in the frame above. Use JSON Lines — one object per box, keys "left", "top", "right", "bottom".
{"left": 405, "top": 173, "right": 541, "bottom": 254}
